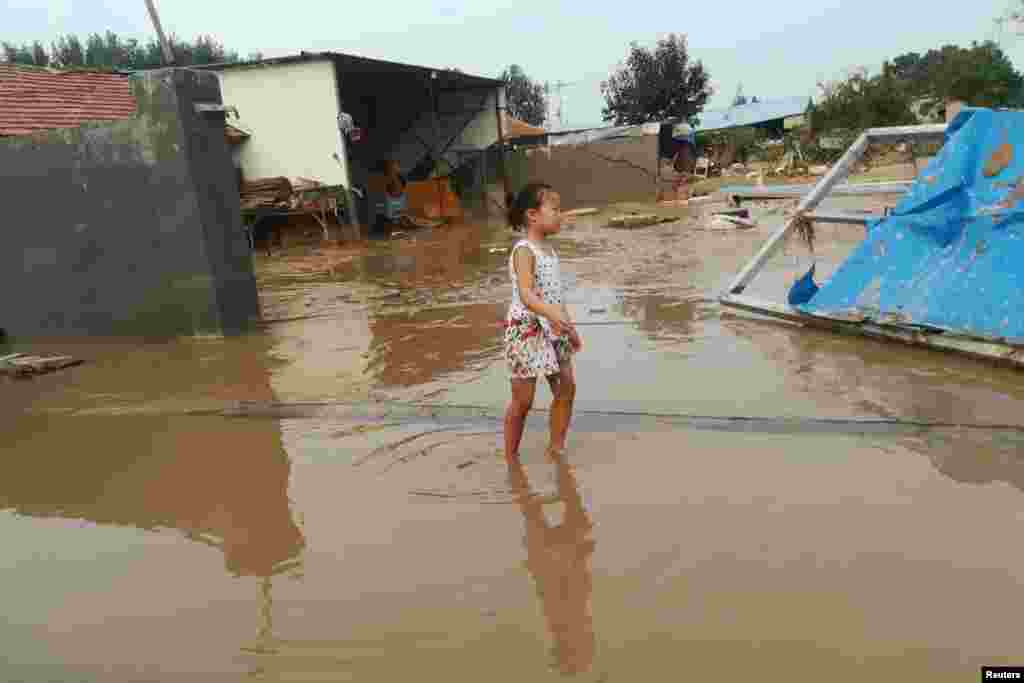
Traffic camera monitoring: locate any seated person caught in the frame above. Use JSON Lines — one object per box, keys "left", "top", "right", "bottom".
{"left": 369, "top": 159, "right": 414, "bottom": 234}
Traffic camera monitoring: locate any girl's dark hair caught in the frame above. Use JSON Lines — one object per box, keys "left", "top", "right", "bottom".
{"left": 507, "top": 182, "right": 554, "bottom": 231}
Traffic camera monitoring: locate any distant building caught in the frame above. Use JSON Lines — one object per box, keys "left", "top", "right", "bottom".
{"left": 694, "top": 96, "right": 811, "bottom": 138}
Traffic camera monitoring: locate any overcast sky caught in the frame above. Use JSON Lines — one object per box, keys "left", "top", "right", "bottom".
{"left": 7, "top": 0, "right": 1024, "bottom": 128}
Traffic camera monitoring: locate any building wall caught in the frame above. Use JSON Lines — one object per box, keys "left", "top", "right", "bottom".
{"left": 0, "top": 68, "right": 259, "bottom": 339}
{"left": 217, "top": 59, "right": 349, "bottom": 186}
{"left": 516, "top": 135, "right": 661, "bottom": 209}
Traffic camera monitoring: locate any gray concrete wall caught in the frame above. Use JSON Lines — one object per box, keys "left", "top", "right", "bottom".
{"left": 512, "top": 136, "right": 661, "bottom": 210}
{"left": 0, "top": 68, "right": 259, "bottom": 339}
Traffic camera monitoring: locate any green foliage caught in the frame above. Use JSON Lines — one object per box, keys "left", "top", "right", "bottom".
{"left": 3, "top": 32, "right": 241, "bottom": 70}
{"left": 890, "top": 42, "right": 1023, "bottom": 108}
{"left": 601, "top": 34, "right": 712, "bottom": 126}
{"left": 695, "top": 126, "right": 766, "bottom": 165}
{"left": 809, "top": 62, "right": 916, "bottom": 134}
{"left": 500, "top": 64, "right": 546, "bottom": 127}
{"left": 1, "top": 42, "right": 35, "bottom": 65}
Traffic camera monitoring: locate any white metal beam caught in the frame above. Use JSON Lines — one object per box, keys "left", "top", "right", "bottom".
{"left": 722, "top": 123, "right": 948, "bottom": 296}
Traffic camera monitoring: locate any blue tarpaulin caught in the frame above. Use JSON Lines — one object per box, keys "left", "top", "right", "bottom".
{"left": 796, "top": 108, "right": 1024, "bottom": 343}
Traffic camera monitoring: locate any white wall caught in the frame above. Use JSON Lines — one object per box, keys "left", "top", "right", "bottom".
{"left": 217, "top": 59, "right": 349, "bottom": 187}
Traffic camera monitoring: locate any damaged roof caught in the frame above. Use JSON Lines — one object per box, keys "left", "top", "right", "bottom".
{"left": 694, "top": 96, "right": 810, "bottom": 133}
{"left": 503, "top": 113, "right": 546, "bottom": 139}
{"left": 0, "top": 63, "right": 136, "bottom": 136}
{"left": 195, "top": 51, "right": 503, "bottom": 90}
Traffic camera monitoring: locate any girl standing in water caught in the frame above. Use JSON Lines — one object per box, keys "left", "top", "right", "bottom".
{"left": 503, "top": 183, "right": 582, "bottom": 462}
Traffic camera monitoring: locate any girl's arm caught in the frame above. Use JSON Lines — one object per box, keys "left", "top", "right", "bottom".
{"left": 513, "top": 247, "right": 568, "bottom": 325}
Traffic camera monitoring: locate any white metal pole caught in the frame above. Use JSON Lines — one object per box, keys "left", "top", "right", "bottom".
{"left": 143, "top": 0, "right": 175, "bottom": 66}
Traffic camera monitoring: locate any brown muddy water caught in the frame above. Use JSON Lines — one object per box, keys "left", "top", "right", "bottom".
{"left": 3, "top": 203, "right": 1024, "bottom": 681}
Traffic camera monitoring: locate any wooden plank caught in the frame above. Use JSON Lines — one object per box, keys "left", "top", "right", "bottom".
{"left": 608, "top": 214, "right": 668, "bottom": 229}
{"left": 1, "top": 354, "right": 81, "bottom": 377}
{"left": 720, "top": 294, "right": 1024, "bottom": 369}
{"left": 724, "top": 132, "right": 870, "bottom": 295}
{"left": 804, "top": 211, "right": 872, "bottom": 225}
{"left": 722, "top": 181, "right": 912, "bottom": 201}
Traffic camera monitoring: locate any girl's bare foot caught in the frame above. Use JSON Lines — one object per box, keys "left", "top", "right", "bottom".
{"left": 545, "top": 445, "right": 566, "bottom": 463}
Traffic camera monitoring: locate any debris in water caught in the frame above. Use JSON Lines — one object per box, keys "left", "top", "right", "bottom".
{"left": 703, "top": 214, "right": 757, "bottom": 231}
{"left": 608, "top": 214, "right": 675, "bottom": 229}
{"left": 0, "top": 353, "right": 81, "bottom": 378}
{"left": 489, "top": 247, "right": 509, "bottom": 254}
{"left": 563, "top": 208, "right": 599, "bottom": 217}
{"left": 787, "top": 264, "right": 820, "bottom": 305}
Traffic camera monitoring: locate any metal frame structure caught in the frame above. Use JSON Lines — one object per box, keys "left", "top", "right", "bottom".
{"left": 719, "top": 123, "right": 1024, "bottom": 369}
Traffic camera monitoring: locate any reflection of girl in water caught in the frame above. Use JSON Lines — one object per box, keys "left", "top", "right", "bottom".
{"left": 508, "top": 452, "right": 596, "bottom": 676}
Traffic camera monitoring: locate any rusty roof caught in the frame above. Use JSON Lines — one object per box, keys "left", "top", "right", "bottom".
{"left": 0, "top": 64, "right": 136, "bottom": 136}
{"left": 503, "top": 113, "right": 546, "bottom": 139}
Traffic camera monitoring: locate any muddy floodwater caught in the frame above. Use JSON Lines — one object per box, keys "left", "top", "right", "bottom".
{"left": 3, "top": 204, "right": 1024, "bottom": 681}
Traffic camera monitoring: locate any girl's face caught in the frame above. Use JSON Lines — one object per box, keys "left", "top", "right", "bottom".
{"left": 527, "top": 191, "right": 562, "bottom": 234}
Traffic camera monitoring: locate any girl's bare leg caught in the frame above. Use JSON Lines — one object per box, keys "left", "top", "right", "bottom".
{"left": 546, "top": 360, "right": 576, "bottom": 456}
{"left": 504, "top": 378, "right": 537, "bottom": 462}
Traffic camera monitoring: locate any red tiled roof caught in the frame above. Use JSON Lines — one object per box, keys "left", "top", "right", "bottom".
{"left": 0, "top": 64, "right": 136, "bottom": 136}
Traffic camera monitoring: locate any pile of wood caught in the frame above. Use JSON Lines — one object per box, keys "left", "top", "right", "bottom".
{"left": 0, "top": 352, "right": 81, "bottom": 378}
{"left": 240, "top": 177, "right": 294, "bottom": 210}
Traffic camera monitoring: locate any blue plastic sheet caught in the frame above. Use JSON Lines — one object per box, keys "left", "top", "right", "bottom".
{"left": 798, "top": 108, "right": 1024, "bottom": 343}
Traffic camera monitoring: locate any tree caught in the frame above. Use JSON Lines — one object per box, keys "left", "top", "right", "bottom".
{"left": 933, "top": 41, "right": 1022, "bottom": 108}
{"left": 50, "top": 35, "right": 86, "bottom": 68}
{"left": 31, "top": 41, "right": 48, "bottom": 66}
{"left": 601, "top": 34, "right": 712, "bottom": 126}
{"left": 12, "top": 32, "right": 243, "bottom": 70}
{"left": 2, "top": 42, "right": 35, "bottom": 65}
{"left": 890, "top": 42, "right": 1023, "bottom": 108}
{"left": 500, "top": 65, "right": 546, "bottom": 126}
{"left": 810, "top": 61, "right": 916, "bottom": 133}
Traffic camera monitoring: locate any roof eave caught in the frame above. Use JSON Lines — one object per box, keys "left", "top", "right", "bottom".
{"left": 194, "top": 51, "right": 503, "bottom": 88}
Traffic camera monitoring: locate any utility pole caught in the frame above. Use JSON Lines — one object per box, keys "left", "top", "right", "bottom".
{"left": 545, "top": 80, "right": 583, "bottom": 130}
{"left": 143, "top": 0, "right": 175, "bottom": 66}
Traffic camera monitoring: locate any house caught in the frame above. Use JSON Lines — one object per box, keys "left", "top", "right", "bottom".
{"left": 196, "top": 52, "right": 506, "bottom": 226}
{"left": 0, "top": 62, "right": 244, "bottom": 148}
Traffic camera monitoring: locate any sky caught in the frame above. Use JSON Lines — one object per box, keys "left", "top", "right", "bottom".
{"left": 6, "top": 0, "right": 1024, "bottom": 129}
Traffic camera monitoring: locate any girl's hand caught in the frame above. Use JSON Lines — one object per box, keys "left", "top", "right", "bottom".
{"left": 547, "top": 310, "right": 571, "bottom": 338}
{"left": 568, "top": 326, "right": 583, "bottom": 352}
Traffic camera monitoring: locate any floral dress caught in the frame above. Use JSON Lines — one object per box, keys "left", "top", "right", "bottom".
{"left": 505, "top": 239, "right": 573, "bottom": 379}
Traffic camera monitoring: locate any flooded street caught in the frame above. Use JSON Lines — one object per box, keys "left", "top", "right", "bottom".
{"left": 4, "top": 206, "right": 1024, "bottom": 681}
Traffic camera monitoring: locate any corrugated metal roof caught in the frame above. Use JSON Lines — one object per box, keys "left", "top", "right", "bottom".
{"left": 194, "top": 51, "right": 502, "bottom": 90}
{"left": 0, "top": 64, "right": 135, "bottom": 136}
{"left": 694, "top": 96, "right": 809, "bottom": 132}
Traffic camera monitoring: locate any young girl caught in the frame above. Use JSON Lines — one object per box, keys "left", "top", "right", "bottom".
{"left": 503, "top": 183, "right": 583, "bottom": 462}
